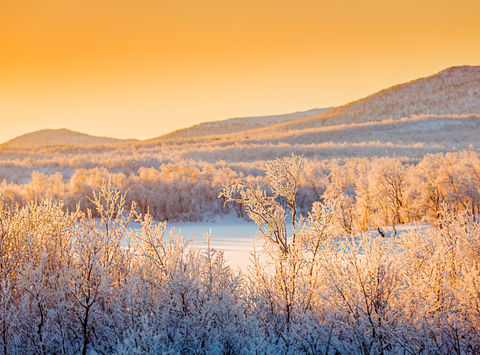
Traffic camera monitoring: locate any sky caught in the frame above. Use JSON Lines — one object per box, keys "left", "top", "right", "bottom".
{"left": 1, "top": 0, "right": 479, "bottom": 143}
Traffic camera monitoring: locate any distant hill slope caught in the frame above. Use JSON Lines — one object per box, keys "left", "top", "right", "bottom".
{"left": 151, "top": 66, "right": 480, "bottom": 142}
{"left": 263, "top": 66, "right": 480, "bottom": 132}
{"left": 154, "top": 108, "right": 333, "bottom": 141}
{"left": 1, "top": 129, "right": 136, "bottom": 148}
{"left": 136, "top": 65, "right": 480, "bottom": 162}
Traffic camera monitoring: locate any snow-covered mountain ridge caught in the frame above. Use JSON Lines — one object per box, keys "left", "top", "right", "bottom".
{"left": 263, "top": 65, "right": 480, "bottom": 132}
{"left": 154, "top": 108, "right": 333, "bottom": 141}
{"left": 1, "top": 129, "right": 137, "bottom": 148}
{"left": 141, "top": 65, "right": 480, "bottom": 144}
{"left": 3, "top": 65, "right": 479, "bottom": 149}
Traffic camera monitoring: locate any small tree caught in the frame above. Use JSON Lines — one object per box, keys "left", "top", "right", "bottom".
{"left": 220, "top": 154, "right": 304, "bottom": 256}
{"left": 67, "top": 181, "right": 135, "bottom": 354}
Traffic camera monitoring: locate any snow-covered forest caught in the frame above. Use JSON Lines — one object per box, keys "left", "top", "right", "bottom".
{"left": 0, "top": 151, "right": 479, "bottom": 228}
{"left": 1, "top": 66, "right": 479, "bottom": 353}
{"left": 1, "top": 154, "right": 479, "bottom": 354}
{"left": 1, "top": 67, "right": 479, "bottom": 223}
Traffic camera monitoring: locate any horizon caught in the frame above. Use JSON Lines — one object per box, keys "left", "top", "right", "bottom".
{"left": 2, "top": 0, "right": 480, "bottom": 143}
{"left": 3, "top": 64, "right": 478, "bottom": 144}
{"left": 2, "top": 64, "right": 478, "bottom": 144}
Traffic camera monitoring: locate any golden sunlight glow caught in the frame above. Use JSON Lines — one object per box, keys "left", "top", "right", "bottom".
{"left": 1, "top": 0, "right": 479, "bottom": 142}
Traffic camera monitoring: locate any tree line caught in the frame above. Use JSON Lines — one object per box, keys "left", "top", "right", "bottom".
{"left": 0, "top": 154, "right": 479, "bottom": 353}
{"left": 1, "top": 152, "right": 479, "bottom": 228}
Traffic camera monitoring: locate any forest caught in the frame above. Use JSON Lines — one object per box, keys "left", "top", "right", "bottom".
{"left": 1, "top": 153, "right": 479, "bottom": 354}
{"left": 1, "top": 150, "right": 479, "bottom": 229}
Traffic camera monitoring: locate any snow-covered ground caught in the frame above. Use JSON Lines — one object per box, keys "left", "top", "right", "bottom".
{"left": 128, "top": 219, "right": 432, "bottom": 271}
{"left": 126, "top": 218, "right": 262, "bottom": 270}
{"left": 168, "top": 220, "right": 261, "bottom": 271}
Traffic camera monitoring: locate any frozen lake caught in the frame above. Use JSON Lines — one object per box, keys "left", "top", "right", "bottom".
{"left": 168, "top": 220, "right": 262, "bottom": 270}
{"left": 125, "top": 219, "right": 267, "bottom": 270}
{"left": 127, "top": 219, "right": 431, "bottom": 271}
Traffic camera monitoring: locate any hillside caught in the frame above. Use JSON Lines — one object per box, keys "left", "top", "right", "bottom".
{"left": 154, "top": 108, "right": 332, "bottom": 141}
{"left": 5, "top": 66, "right": 479, "bottom": 151}
{"left": 263, "top": 65, "right": 480, "bottom": 132}
{"left": 170, "top": 114, "right": 479, "bottom": 162}
{"left": 1, "top": 65, "right": 479, "bottom": 177}
{"left": 1, "top": 129, "right": 136, "bottom": 148}
{"left": 131, "top": 66, "right": 480, "bottom": 162}
{"left": 148, "top": 66, "right": 479, "bottom": 145}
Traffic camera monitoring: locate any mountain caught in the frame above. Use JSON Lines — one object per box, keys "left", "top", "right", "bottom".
{"left": 151, "top": 66, "right": 479, "bottom": 142}
{"left": 155, "top": 108, "right": 333, "bottom": 141}
{"left": 5, "top": 65, "right": 479, "bottom": 157}
{"left": 262, "top": 65, "right": 480, "bottom": 133}
{"left": 138, "top": 65, "right": 479, "bottom": 162}
{"left": 1, "top": 129, "right": 136, "bottom": 148}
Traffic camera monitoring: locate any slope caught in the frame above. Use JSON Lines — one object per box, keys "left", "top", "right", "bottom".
{"left": 263, "top": 65, "right": 480, "bottom": 132}
{"left": 1, "top": 128, "right": 136, "bottom": 149}
{"left": 154, "top": 108, "right": 332, "bottom": 141}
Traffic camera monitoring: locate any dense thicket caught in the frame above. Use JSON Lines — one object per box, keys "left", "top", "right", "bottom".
{"left": 1, "top": 155, "right": 479, "bottom": 354}
{"left": 1, "top": 151, "right": 479, "bottom": 228}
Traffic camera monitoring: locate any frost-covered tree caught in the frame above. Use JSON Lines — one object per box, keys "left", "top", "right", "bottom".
{"left": 220, "top": 154, "right": 337, "bottom": 350}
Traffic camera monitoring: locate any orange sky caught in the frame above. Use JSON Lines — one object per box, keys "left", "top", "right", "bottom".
{"left": 1, "top": 0, "right": 479, "bottom": 142}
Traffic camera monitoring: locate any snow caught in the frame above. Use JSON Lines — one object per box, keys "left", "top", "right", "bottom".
{"left": 1, "top": 128, "right": 135, "bottom": 148}
{"left": 127, "top": 218, "right": 262, "bottom": 270}
{"left": 169, "top": 220, "right": 261, "bottom": 270}
{"left": 157, "top": 108, "right": 333, "bottom": 140}
{"left": 127, "top": 218, "right": 433, "bottom": 271}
